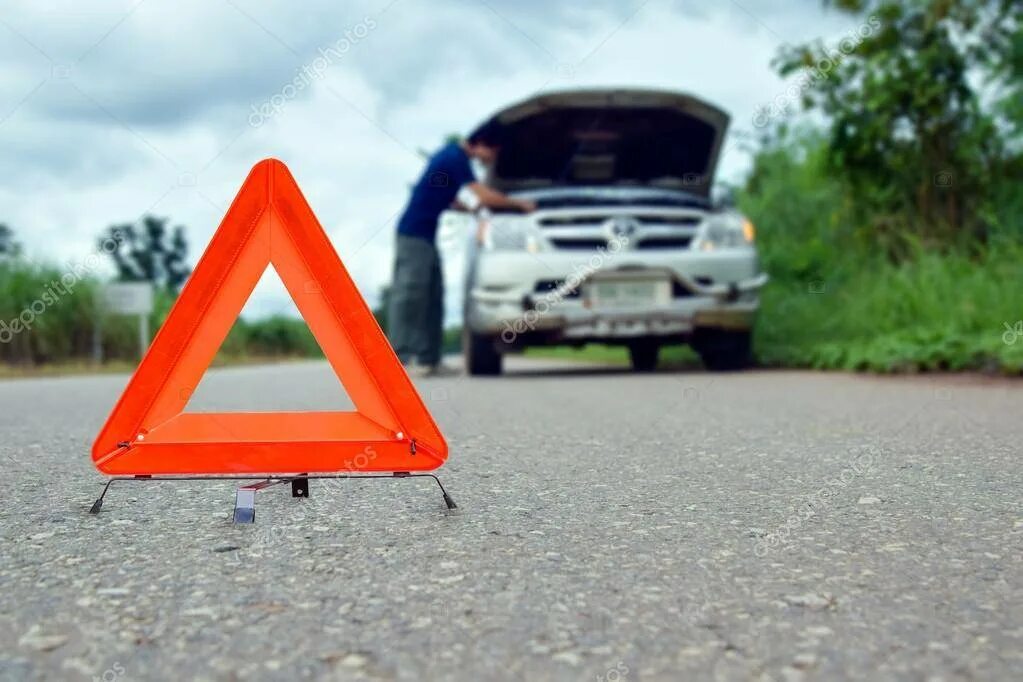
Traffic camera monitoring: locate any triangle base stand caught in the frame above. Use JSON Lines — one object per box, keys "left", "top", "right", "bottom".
{"left": 88, "top": 473, "right": 458, "bottom": 523}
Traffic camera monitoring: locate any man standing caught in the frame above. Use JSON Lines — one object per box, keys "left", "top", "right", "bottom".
{"left": 388, "top": 120, "right": 534, "bottom": 376}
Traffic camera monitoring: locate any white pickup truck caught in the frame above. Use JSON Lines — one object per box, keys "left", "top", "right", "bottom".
{"left": 446, "top": 88, "right": 767, "bottom": 375}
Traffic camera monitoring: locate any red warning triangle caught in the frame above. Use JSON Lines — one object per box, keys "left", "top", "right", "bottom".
{"left": 92, "top": 159, "right": 447, "bottom": 475}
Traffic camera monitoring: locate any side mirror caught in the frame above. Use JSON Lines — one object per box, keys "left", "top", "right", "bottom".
{"left": 712, "top": 185, "right": 736, "bottom": 210}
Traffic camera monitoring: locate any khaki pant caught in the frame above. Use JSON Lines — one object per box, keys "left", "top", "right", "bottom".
{"left": 387, "top": 235, "right": 443, "bottom": 366}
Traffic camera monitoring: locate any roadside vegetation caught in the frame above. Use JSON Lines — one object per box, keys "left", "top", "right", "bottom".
{"left": 748, "top": 0, "right": 1022, "bottom": 373}
{"left": 746, "top": 128, "right": 1023, "bottom": 373}
{"left": 0, "top": 219, "right": 319, "bottom": 370}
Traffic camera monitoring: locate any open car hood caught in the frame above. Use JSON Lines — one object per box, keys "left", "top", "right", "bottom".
{"left": 484, "top": 89, "right": 730, "bottom": 196}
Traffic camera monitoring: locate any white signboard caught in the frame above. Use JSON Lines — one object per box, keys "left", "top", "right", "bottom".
{"left": 100, "top": 282, "right": 153, "bottom": 315}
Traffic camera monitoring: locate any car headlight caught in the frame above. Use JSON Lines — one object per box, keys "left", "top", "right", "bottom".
{"left": 695, "top": 215, "right": 755, "bottom": 251}
{"left": 477, "top": 215, "right": 541, "bottom": 252}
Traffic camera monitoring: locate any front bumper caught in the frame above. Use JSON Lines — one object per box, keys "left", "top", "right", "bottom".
{"left": 466, "top": 250, "right": 767, "bottom": 342}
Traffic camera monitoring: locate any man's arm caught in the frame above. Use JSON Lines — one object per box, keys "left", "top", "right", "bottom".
{"left": 467, "top": 182, "right": 536, "bottom": 213}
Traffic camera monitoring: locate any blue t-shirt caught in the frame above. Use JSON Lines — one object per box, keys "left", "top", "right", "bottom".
{"left": 396, "top": 142, "right": 476, "bottom": 242}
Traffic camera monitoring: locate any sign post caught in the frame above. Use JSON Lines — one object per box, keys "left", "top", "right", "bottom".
{"left": 98, "top": 282, "right": 154, "bottom": 360}
{"left": 87, "top": 159, "right": 454, "bottom": 523}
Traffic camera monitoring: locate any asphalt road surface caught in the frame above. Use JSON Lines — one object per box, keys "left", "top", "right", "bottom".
{"left": 1, "top": 359, "right": 1020, "bottom": 681}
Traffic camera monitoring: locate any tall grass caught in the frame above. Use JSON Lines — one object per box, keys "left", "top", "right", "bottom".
{"left": 755, "top": 248, "right": 1023, "bottom": 372}
{"left": 743, "top": 129, "right": 1023, "bottom": 374}
{"left": 0, "top": 259, "right": 105, "bottom": 364}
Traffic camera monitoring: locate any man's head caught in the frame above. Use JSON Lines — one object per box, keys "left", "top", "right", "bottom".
{"left": 464, "top": 118, "right": 505, "bottom": 165}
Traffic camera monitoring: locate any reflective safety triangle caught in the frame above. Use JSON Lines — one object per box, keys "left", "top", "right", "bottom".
{"left": 92, "top": 159, "right": 447, "bottom": 475}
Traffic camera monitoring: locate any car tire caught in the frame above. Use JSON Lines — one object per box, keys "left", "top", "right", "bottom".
{"left": 464, "top": 330, "right": 503, "bottom": 376}
{"left": 694, "top": 329, "right": 752, "bottom": 371}
{"left": 628, "top": 339, "right": 660, "bottom": 372}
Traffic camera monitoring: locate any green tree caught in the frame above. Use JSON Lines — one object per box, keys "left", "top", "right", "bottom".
{"left": 0, "top": 223, "right": 21, "bottom": 258}
{"left": 774, "top": 0, "right": 1022, "bottom": 254}
{"left": 99, "top": 215, "right": 191, "bottom": 292}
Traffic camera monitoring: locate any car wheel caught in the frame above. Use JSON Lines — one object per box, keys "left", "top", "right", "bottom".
{"left": 464, "top": 329, "right": 503, "bottom": 376}
{"left": 694, "top": 329, "right": 752, "bottom": 371}
{"left": 628, "top": 339, "right": 660, "bottom": 372}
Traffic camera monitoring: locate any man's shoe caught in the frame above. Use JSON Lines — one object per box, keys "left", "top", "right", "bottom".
{"left": 424, "top": 363, "right": 461, "bottom": 378}
{"left": 402, "top": 360, "right": 431, "bottom": 379}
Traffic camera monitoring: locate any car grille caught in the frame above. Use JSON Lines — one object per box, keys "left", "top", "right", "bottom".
{"left": 549, "top": 236, "right": 694, "bottom": 250}
{"left": 549, "top": 238, "right": 610, "bottom": 250}
{"left": 635, "top": 236, "right": 693, "bottom": 249}
{"left": 536, "top": 209, "right": 703, "bottom": 251}
{"left": 538, "top": 214, "right": 701, "bottom": 229}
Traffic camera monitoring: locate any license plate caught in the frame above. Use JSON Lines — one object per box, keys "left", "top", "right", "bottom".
{"left": 586, "top": 279, "right": 671, "bottom": 307}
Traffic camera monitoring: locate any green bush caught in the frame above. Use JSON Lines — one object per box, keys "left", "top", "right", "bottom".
{"left": 224, "top": 315, "right": 322, "bottom": 359}
{"left": 754, "top": 248, "right": 1023, "bottom": 373}
{"left": 743, "top": 129, "right": 1023, "bottom": 374}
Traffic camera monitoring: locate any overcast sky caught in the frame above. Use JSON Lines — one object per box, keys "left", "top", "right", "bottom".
{"left": 0, "top": 0, "right": 857, "bottom": 321}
